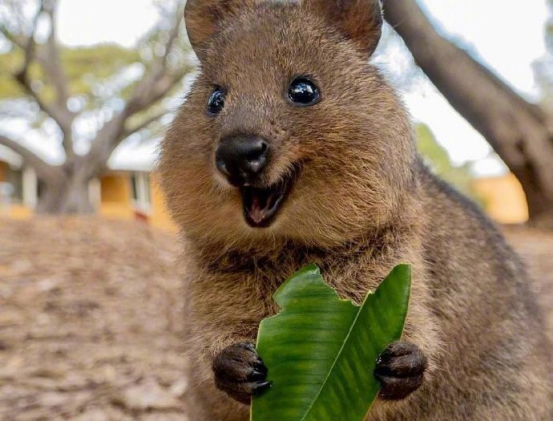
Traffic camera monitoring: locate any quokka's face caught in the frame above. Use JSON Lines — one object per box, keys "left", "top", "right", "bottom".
{"left": 160, "top": 0, "right": 415, "bottom": 249}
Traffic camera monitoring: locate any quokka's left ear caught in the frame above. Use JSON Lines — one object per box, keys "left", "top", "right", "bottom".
{"left": 303, "top": 0, "right": 383, "bottom": 56}
{"left": 185, "top": 0, "right": 258, "bottom": 61}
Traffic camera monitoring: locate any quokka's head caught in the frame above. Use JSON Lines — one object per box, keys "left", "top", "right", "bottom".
{"left": 160, "top": 0, "right": 417, "bottom": 249}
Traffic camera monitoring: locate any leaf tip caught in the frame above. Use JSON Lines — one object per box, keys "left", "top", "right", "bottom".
{"left": 391, "top": 263, "right": 411, "bottom": 279}
{"left": 272, "top": 264, "right": 321, "bottom": 301}
{"left": 300, "top": 263, "right": 321, "bottom": 275}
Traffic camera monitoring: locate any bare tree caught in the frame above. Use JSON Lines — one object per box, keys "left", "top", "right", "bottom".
{"left": 0, "top": 0, "right": 192, "bottom": 213}
{"left": 383, "top": 0, "right": 553, "bottom": 225}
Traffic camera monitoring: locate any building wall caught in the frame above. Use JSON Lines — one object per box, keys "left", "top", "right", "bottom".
{"left": 472, "top": 173, "right": 529, "bottom": 224}
{"left": 99, "top": 173, "right": 135, "bottom": 220}
{"left": 98, "top": 171, "right": 177, "bottom": 232}
{"left": 0, "top": 160, "right": 527, "bottom": 229}
{"left": 0, "top": 162, "right": 33, "bottom": 219}
{"left": 0, "top": 161, "right": 6, "bottom": 182}
{"left": 5, "top": 205, "right": 33, "bottom": 219}
{"left": 150, "top": 173, "right": 177, "bottom": 232}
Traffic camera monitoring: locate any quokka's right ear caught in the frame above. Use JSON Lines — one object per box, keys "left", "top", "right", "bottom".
{"left": 303, "top": 0, "right": 383, "bottom": 57}
{"left": 185, "top": 0, "right": 255, "bottom": 61}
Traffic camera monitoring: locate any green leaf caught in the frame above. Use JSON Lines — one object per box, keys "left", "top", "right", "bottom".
{"left": 251, "top": 264, "right": 411, "bottom": 421}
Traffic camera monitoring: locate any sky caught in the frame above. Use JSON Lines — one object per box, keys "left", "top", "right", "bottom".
{"left": 4, "top": 0, "right": 552, "bottom": 176}
{"left": 377, "top": 0, "right": 550, "bottom": 175}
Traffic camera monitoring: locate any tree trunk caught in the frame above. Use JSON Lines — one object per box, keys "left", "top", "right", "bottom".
{"left": 383, "top": 0, "right": 553, "bottom": 226}
{"left": 36, "top": 173, "right": 94, "bottom": 215}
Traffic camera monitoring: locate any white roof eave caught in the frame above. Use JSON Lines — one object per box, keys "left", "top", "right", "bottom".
{"left": 0, "top": 145, "right": 23, "bottom": 168}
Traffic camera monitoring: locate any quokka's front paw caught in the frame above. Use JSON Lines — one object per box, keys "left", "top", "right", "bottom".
{"left": 374, "top": 341, "right": 427, "bottom": 401}
{"left": 213, "top": 342, "right": 271, "bottom": 404}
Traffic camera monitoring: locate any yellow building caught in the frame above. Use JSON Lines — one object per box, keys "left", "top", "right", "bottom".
{"left": 0, "top": 146, "right": 176, "bottom": 231}
{"left": 96, "top": 171, "right": 176, "bottom": 232}
{"left": 0, "top": 147, "right": 35, "bottom": 219}
{"left": 0, "top": 145, "right": 529, "bottom": 229}
{"left": 472, "top": 173, "right": 529, "bottom": 224}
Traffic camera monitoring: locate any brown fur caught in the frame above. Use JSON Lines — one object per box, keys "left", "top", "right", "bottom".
{"left": 159, "top": 0, "right": 552, "bottom": 419}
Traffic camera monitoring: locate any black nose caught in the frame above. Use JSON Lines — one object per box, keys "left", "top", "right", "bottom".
{"left": 215, "top": 135, "right": 269, "bottom": 183}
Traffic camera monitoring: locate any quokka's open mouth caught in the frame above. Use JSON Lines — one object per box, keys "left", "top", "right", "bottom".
{"left": 240, "top": 164, "right": 301, "bottom": 228}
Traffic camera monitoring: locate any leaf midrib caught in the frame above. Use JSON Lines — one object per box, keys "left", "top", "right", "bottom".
{"left": 300, "top": 300, "right": 364, "bottom": 420}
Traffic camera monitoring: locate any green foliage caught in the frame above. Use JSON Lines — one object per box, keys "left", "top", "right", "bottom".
{"left": 0, "top": 44, "right": 140, "bottom": 103}
{"left": 251, "top": 264, "right": 411, "bottom": 421}
{"left": 62, "top": 45, "right": 140, "bottom": 94}
{"left": 0, "top": 48, "right": 25, "bottom": 98}
{"left": 416, "top": 123, "right": 480, "bottom": 201}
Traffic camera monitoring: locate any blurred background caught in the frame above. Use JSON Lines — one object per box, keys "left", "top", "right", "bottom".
{"left": 0, "top": 0, "right": 551, "bottom": 420}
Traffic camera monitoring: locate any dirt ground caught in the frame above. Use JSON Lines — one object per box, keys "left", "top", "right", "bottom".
{"left": 504, "top": 225, "right": 553, "bottom": 335}
{"left": 0, "top": 218, "right": 551, "bottom": 420}
{"left": 0, "top": 218, "right": 188, "bottom": 420}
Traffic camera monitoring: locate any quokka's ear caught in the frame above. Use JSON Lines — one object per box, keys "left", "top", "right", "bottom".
{"left": 185, "top": 0, "right": 255, "bottom": 61}
{"left": 303, "top": 0, "right": 383, "bottom": 56}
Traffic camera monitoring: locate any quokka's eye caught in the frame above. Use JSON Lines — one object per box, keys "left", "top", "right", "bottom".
{"left": 207, "top": 87, "right": 225, "bottom": 116}
{"left": 288, "top": 77, "right": 320, "bottom": 106}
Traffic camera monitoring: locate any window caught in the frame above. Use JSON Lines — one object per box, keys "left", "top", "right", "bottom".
{"left": 8, "top": 168, "right": 23, "bottom": 203}
{"left": 7, "top": 168, "right": 23, "bottom": 204}
{"left": 130, "top": 172, "right": 151, "bottom": 213}
{"left": 0, "top": 165, "right": 38, "bottom": 209}
{"left": 131, "top": 175, "right": 139, "bottom": 202}
{"left": 1, "top": 166, "right": 24, "bottom": 204}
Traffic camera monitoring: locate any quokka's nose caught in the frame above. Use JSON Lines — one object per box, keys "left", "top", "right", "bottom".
{"left": 215, "top": 135, "right": 269, "bottom": 183}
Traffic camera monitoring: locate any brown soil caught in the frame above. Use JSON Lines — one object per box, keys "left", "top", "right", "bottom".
{"left": 0, "top": 218, "right": 551, "bottom": 420}
{"left": 0, "top": 218, "right": 188, "bottom": 420}
{"left": 504, "top": 225, "right": 553, "bottom": 336}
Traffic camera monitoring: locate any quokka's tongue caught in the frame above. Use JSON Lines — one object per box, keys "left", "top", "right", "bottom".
{"left": 242, "top": 185, "right": 283, "bottom": 227}
{"left": 248, "top": 192, "right": 267, "bottom": 225}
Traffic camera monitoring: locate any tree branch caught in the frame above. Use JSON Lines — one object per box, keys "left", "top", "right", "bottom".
{"left": 86, "top": 70, "right": 185, "bottom": 179}
{"left": 130, "top": 70, "right": 188, "bottom": 115}
{"left": 146, "top": 5, "right": 183, "bottom": 80}
{"left": 43, "top": 0, "right": 74, "bottom": 159}
{"left": 383, "top": 0, "right": 553, "bottom": 221}
{"left": 123, "top": 6, "right": 185, "bottom": 113}
{"left": 85, "top": 5, "right": 189, "bottom": 173}
{"left": 0, "top": 27, "right": 26, "bottom": 49}
{"left": 121, "top": 110, "right": 168, "bottom": 140}
{"left": 0, "top": 134, "right": 63, "bottom": 184}
{"left": 79, "top": 113, "right": 128, "bottom": 179}
{"left": 18, "top": 0, "right": 46, "bottom": 76}
{"left": 11, "top": 0, "right": 75, "bottom": 160}
{"left": 42, "top": 1, "right": 71, "bottom": 113}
